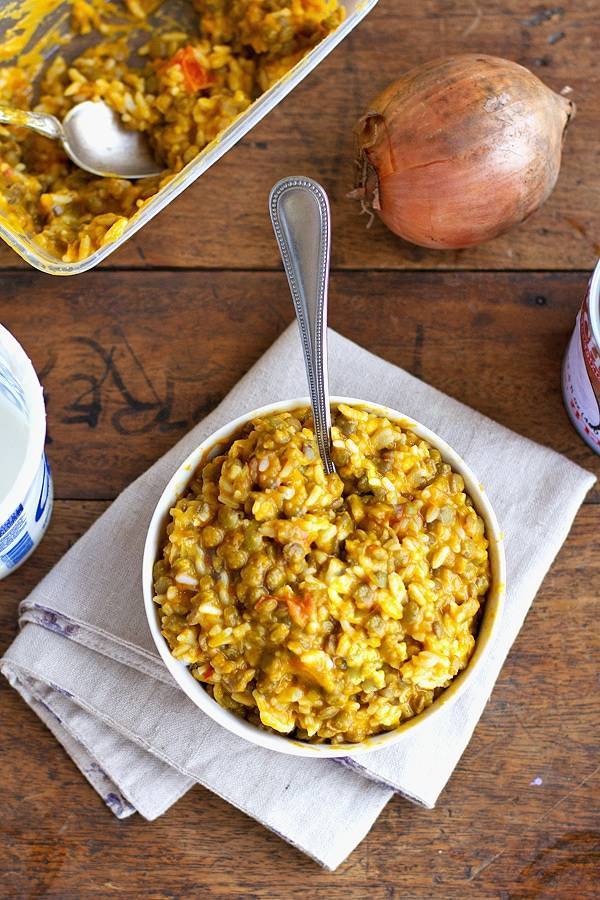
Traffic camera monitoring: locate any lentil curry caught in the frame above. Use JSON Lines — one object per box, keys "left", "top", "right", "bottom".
{"left": 153, "top": 404, "right": 491, "bottom": 744}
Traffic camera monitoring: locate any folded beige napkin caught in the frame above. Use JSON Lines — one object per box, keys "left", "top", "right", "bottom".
{"left": 1, "top": 325, "right": 595, "bottom": 870}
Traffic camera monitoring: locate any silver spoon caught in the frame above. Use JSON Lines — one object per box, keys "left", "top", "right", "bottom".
{"left": 0, "top": 100, "right": 162, "bottom": 179}
{"left": 269, "top": 176, "right": 336, "bottom": 475}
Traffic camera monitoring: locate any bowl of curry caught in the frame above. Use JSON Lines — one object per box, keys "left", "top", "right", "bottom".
{"left": 142, "top": 397, "right": 505, "bottom": 757}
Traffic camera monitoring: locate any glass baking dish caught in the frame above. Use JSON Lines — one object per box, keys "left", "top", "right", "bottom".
{"left": 0, "top": 0, "right": 378, "bottom": 275}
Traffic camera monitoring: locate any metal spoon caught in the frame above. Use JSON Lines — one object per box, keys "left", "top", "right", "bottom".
{"left": 0, "top": 100, "right": 162, "bottom": 179}
{"left": 269, "top": 176, "right": 336, "bottom": 475}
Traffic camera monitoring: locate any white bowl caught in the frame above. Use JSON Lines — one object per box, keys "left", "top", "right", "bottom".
{"left": 143, "top": 397, "right": 506, "bottom": 757}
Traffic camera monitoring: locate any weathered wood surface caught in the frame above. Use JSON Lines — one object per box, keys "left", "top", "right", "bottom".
{"left": 0, "top": 269, "right": 597, "bottom": 500}
{"left": 1, "top": 0, "right": 599, "bottom": 895}
{"left": 1, "top": 501, "right": 598, "bottom": 898}
{"left": 0, "top": 0, "right": 599, "bottom": 272}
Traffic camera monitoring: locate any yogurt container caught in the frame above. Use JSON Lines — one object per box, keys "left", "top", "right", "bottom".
{"left": 0, "top": 325, "right": 53, "bottom": 578}
{"left": 562, "top": 260, "right": 600, "bottom": 454}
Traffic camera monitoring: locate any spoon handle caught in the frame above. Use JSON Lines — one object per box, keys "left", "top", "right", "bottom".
{"left": 269, "top": 176, "right": 335, "bottom": 475}
{"left": 0, "top": 106, "right": 63, "bottom": 142}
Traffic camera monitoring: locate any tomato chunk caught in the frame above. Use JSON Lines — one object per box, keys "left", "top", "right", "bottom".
{"left": 285, "top": 593, "right": 315, "bottom": 628}
{"left": 255, "top": 592, "right": 315, "bottom": 627}
{"left": 162, "top": 46, "right": 213, "bottom": 92}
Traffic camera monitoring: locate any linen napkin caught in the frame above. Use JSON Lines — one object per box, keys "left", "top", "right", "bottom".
{"left": 1, "top": 325, "right": 595, "bottom": 870}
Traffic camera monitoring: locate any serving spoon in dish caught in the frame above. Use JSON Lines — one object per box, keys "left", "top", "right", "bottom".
{"left": 269, "top": 176, "right": 336, "bottom": 475}
{"left": 0, "top": 100, "right": 162, "bottom": 179}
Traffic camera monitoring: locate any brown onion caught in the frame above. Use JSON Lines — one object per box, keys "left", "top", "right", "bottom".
{"left": 353, "top": 54, "right": 575, "bottom": 249}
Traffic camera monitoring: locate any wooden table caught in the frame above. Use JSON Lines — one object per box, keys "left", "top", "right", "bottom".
{"left": 1, "top": 2, "right": 599, "bottom": 896}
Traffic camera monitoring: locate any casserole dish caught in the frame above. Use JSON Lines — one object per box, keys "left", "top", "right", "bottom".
{"left": 0, "top": 0, "right": 378, "bottom": 274}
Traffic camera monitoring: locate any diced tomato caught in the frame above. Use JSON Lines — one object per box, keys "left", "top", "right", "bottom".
{"left": 285, "top": 593, "right": 315, "bottom": 628}
{"left": 162, "top": 46, "right": 213, "bottom": 93}
{"left": 255, "top": 592, "right": 315, "bottom": 627}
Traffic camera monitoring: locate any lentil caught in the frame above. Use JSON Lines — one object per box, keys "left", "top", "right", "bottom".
{"left": 154, "top": 404, "right": 490, "bottom": 743}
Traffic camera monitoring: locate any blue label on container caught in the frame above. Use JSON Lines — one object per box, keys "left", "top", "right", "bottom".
{"left": 0, "top": 504, "right": 24, "bottom": 538}
{"left": 0, "top": 530, "right": 34, "bottom": 568}
{"left": 35, "top": 456, "right": 51, "bottom": 523}
{"left": 0, "top": 504, "right": 26, "bottom": 553}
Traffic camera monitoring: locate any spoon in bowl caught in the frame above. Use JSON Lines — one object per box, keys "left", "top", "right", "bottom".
{"left": 0, "top": 100, "right": 162, "bottom": 179}
{"left": 269, "top": 176, "right": 336, "bottom": 475}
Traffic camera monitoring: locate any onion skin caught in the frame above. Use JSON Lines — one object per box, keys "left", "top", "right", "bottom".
{"left": 354, "top": 54, "right": 575, "bottom": 249}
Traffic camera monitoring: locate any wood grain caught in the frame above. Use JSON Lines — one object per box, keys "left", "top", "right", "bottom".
{"left": 1, "top": 0, "right": 598, "bottom": 894}
{"left": 0, "top": 0, "right": 598, "bottom": 272}
{"left": 0, "top": 501, "right": 598, "bottom": 898}
{"left": 0, "top": 269, "right": 597, "bottom": 501}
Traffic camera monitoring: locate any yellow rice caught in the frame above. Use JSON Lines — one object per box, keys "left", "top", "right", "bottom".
{"left": 0, "top": 0, "right": 344, "bottom": 262}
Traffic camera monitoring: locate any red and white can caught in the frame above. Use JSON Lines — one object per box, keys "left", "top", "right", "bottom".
{"left": 562, "top": 260, "right": 600, "bottom": 454}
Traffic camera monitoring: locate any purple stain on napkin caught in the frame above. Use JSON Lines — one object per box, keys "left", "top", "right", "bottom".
{"left": 38, "top": 609, "right": 78, "bottom": 637}
{"left": 104, "top": 793, "right": 125, "bottom": 816}
{"left": 104, "top": 792, "right": 135, "bottom": 818}
{"left": 50, "top": 682, "right": 73, "bottom": 698}
{"left": 87, "top": 762, "right": 111, "bottom": 779}
{"left": 37, "top": 699, "right": 62, "bottom": 724}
